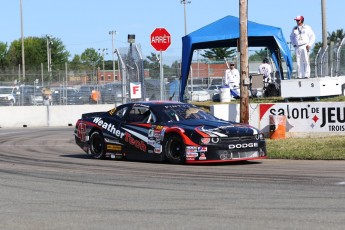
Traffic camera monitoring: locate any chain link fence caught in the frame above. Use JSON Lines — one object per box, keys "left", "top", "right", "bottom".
{"left": 309, "top": 38, "right": 345, "bottom": 78}
{"left": 3, "top": 43, "right": 345, "bottom": 107}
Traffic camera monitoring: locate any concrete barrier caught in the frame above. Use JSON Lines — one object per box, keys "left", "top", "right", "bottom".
{"left": 0, "top": 105, "right": 114, "bottom": 128}
{"left": 1, "top": 102, "right": 345, "bottom": 138}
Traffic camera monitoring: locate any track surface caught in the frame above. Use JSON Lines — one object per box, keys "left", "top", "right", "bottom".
{"left": 0, "top": 127, "right": 344, "bottom": 230}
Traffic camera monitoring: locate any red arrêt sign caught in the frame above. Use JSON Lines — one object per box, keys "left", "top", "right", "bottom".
{"left": 150, "top": 28, "right": 171, "bottom": 51}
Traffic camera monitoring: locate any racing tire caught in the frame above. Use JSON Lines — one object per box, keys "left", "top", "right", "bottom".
{"left": 89, "top": 131, "right": 106, "bottom": 159}
{"left": 164, "top": 134, "right": 186, "bottom": 164}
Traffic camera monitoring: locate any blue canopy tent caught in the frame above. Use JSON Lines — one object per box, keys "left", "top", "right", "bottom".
{"left": 179, "top": 15, "right": 293, "bottom": 101}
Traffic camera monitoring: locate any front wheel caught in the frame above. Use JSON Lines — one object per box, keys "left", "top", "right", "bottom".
{"left": 164, "top": 134, "right": 186, "bottom": 164}
{"left": 89, "top": 131, "right": 106, "bottom": 159}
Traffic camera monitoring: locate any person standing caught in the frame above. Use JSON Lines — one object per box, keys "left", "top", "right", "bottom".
{"left": 290, "top": 15, "right": 316, "bottom": 78}
{"left": 224, "top": 62, "right": 240, "bottom": 97}
{"left": 258, "top": 58, "right": 272, "bottom": 82}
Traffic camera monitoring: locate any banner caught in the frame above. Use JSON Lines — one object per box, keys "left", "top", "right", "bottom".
{"left": 259, "top": 102, "right": 345, "bottom": 133}
{"left": 130, "top": 82, "right": 142, "bottom": 99}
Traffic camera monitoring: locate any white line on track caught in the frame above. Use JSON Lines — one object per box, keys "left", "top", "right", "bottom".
{"left": 335, "top": 181, "right": 345, "bottom": 185}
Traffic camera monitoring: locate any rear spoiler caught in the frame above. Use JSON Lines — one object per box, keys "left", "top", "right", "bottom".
{"left": 81, "top": 111, "right": 107, "bottom": 119}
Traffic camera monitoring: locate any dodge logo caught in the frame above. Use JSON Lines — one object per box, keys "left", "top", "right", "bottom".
{"left": 229, "top": 143, "right": 258, "bottom": 149}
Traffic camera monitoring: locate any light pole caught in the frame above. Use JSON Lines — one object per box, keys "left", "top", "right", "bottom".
{"left": 180, "top": 0, "right": 191, "bottom": 101}
{"left": 20, "top": 0, "right": 25, "bottom": 82}
{"left": 109, "top": 30, "right": 117, "bottom": 83}
{"left": 98, "top": 48, "right": 108, "bottom": 84}
{"left": 180, "top": 0, "right": 191, "bottom": 36}
{"left": 46, "top": 35, "right": 53, "bottom": 83}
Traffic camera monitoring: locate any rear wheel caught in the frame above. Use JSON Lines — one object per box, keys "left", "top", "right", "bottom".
{"left": 164, "top": 134, "right": 186, "bottom": 164}
{"left": 89, "top": 131, "right": 106, "bottom": 159}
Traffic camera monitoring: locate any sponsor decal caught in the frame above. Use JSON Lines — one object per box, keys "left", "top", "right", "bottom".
{"left": 107, "top": 144, "right": 122, "bottom": 151}
{"left": 229, "top": 143, "right": 258, "bottom": 149}
{"left": 199, "top": 153, "right": 206, "bottom": 160}
{"left": 154, "top": 143, "right": 162, "bottom": 153}
{"left": 260, "top": 103, "right": 345, "bottom": 133}
{"left": 124, "top": 132, "right": 147, "bottom": 152}
{"left": 110, "top": 153, "right": 123, "bottom": 159}
{"left": 186, "top": 146, "right": 197, "bottom": 150}
{"left": 77, "top": 122, "right": 87, "bottom": 142}
{"left": 186, "top": 152, "right": 198, "bottom": 158}
{"left": 93, "top": 117, "right": 125, "bottom": 138}
{"left": 148, "top": 140, "right": 156, "bottom": 146}
{"left": 186, "top": 146, "right": 198, "bottom": 153}
{"left": 108, "top": 108, "right": 116, "bottom": 116}
{"left": 133, "top": 103, "right": 149, "bottom": 108}
{"left": 160, "top": 128, "right": 166, "bottom": 141}
{"left": 148, "top": 129, "right": 154, "bottom": 137}
{"left": 154, "top": 130, "right": 161, "bottom": 138}
{"left": 155, "top": 125, "right": 164, "bottom": 130}
{"left": 197, "top": 147, "right": 207, "bottom": 152}
{"left": 186, "top": 157, "right": 196, "bottom": 161}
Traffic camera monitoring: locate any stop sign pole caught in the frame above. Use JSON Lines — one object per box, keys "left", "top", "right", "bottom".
{"left": 151, "top": 28, "right": 171, "bottom": 100}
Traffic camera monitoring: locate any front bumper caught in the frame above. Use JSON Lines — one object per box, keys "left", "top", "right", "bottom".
{"left": 185, "top": 141, "right": 267, "bottom": 163}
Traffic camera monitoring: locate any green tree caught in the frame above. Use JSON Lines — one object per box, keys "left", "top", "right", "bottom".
{"left": 201, "top": 47, "right": 236, "bottom": 61}
{"left": 6, "top": 36, "right": 69, "bottom": 82}
{"left": 249, "top": 48, "right": 270, "bottom": 62}
{"left": 69, "top": 54, "right": 83, "bottom": 72}
{"left": 312, "top": 29, "right": 345, "bottom": 54}
{"left": 145, "top": 52, "right": 160, "bottom": 78}
{"left": 81, "top": 48, "right": 101, "bottom": 77}
{"left": 0, "top": 42, "right": 8, "bottom": 69}
{"left": 49, "top": 37, "right": 70, "bottom": 70}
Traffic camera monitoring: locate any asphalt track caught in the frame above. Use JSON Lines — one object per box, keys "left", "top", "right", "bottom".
{"left": 0, "top": 127, "right": 344, "bottom": 230}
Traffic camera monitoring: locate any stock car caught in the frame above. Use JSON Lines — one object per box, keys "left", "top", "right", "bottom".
{"left": 74, "top": 101, "right": 267, "bottom": 164}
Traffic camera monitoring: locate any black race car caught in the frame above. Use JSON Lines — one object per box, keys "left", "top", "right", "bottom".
{"left": 74, "top": 101, "right": 267, "bottom": 164}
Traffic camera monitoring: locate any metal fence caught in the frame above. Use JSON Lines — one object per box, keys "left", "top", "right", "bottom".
{"left": 311, "top": 38, "right": 345, "bottom": 78}
{"left": 5, "top": 42, "right": 345, "bottom": 107}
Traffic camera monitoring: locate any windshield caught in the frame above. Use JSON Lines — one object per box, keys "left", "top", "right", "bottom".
{"left": 161, "top": 104, "right": 218, "bottom": 122}
{"left": 0, "top": 88, "right": 13, "bottom": 94}
{"left": 188, "top": 86, "right": 205, "bottom": 92}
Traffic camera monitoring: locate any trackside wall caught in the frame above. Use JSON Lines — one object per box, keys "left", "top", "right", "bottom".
{"left": 0, "top": 105, "right": 114, "bottom": 128}
{"left": 1, "top": 103, "right": 344, "bottom": 138}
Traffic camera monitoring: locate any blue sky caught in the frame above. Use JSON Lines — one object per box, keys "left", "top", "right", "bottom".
{"left": 1, "top": 0, "right": 344, "bottom": 62}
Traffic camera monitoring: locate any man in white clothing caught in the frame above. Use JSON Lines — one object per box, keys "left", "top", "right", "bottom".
{"left": 224, "top": 62, "right": 240, "bottom": 97}
{"left": 258, "top": 58, "right": 272, "bottom": 83}
{"left": 290, "top": 15, "right": 315, "bottom": 78}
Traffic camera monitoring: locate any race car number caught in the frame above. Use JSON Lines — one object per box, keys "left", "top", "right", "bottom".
{"left": 77, "top": 123, "right": 87, "bottom": 142}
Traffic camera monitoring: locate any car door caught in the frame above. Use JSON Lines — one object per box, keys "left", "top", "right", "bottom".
{"left": 120, "top": 105, "right": 162, "bottom": 161}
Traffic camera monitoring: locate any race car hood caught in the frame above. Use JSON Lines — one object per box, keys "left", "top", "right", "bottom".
{"left": 172, "top": 119, "right": 259, "bottom": 136}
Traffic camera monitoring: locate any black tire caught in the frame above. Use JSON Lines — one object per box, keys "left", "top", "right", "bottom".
{"left": 89, "top": 131, "right": 106, "bottom": 159}
{"left": 164, "top": 134, "right": 186, "bottom": 164}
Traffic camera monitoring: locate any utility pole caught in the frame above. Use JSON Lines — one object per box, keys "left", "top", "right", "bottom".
{"left": 321, "top": 0, "right": 327, "bottom": 49}
{"left": 98, "top": 48, "right": 108, "bottom": 84}
{"left": 20, "top": 0, "right": 25, "bottom": 82}
{"left": 46, "top": 35, "right": 53, "bottom": 83}
{"left": 239, "top": 0, "right": 249, "bottom": 124}
{"left": 109, "top": 30, "right": 117, "bottom": 83}
{"left": 180, "top": 0, "right": 191, "bottom": 36}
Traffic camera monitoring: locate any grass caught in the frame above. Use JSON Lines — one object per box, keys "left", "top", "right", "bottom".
{"left": 266, "top": 136, "right": 345, "bottom": 160}
{"left": 193, "top": 95, "right": 345, "bottom": 160}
